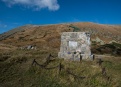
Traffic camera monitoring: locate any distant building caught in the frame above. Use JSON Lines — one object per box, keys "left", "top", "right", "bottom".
{"left": 58, "top": 32, "right": 93, "bottom": 61}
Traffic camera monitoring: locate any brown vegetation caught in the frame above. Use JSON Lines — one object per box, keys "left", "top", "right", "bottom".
{"left": 0, "top": 22, "right": 121, "bottom": 49}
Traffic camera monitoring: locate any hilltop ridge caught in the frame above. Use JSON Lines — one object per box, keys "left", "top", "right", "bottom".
{"left": 0, "top": 22, "right": 121, "bottom": 50}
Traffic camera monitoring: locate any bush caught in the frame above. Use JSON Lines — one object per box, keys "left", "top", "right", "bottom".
{"left": 0, "top": 53, "right": 11, "bottom": 62}
{"left": 112, "top": 42, "right": 121, "bottom": 48}
{"left": 9, "top": 56, "right": 27, "bottom": 64}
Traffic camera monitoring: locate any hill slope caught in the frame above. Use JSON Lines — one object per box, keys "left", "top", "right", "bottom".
{"left": 0, "top": 22, "right": 121, "bottom": 87}
{"left": 0, "top": 50, "right": 121, "bottom": 87}
{"left": 0, "top": 22, "right": 121, "bottom": 50}
{"left": 0, "top": 22, "right": 121, "bottom": 47}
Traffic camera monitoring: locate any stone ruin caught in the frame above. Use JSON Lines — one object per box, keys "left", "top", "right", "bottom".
{"left": 58, "top": 32, "right": 93, "bottom": 61}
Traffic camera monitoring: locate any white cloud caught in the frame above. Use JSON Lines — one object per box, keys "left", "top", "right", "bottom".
{"left": 0, "top": 21, "right": 7, "bottom": 28}
{"left": 0, "top": 24, "right": 7, "bottom": 28}
{"left": 2, "top": 0, "right": 60, "bottom": 11}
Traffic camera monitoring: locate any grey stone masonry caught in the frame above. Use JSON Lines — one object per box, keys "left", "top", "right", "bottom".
{"left": 58, "top": 32, "right": 93, "bottom": 61}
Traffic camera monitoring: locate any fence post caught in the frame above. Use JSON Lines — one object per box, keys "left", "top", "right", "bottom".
{"left": 97, "top": 58, "right": 103, "bottom": 66}
{"left": 31, "top": 59, "right": 36, "bottom": 66}
{"left": 58, "top": 63, "right": 62, "bottom": 74}
{"left": 102, "top": 67, "right": 107, "bottom": 76}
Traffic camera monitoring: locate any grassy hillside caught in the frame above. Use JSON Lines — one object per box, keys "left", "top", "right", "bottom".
{"left": 0, "top": 22, "right": 121, "bottom": 48}
{"left": 0, "top": 22, "right": 121, "bottom": 87}
{"left": 0, "top": 49, "right": 121, "bottom": 87}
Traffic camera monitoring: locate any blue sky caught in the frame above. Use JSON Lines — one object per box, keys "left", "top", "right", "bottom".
{"left": 0, "top": 0, "right": 121, "bottom": 34}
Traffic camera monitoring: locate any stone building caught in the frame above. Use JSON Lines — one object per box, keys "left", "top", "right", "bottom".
{"left": 58, "top": 32, "right": 93, "bottom": 61}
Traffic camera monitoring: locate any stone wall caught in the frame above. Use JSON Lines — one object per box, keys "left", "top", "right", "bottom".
{"left": 58, "top": 32, "right": 92, "bottom": 61}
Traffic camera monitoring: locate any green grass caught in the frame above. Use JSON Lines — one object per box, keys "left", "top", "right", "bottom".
{"left": 69, "top": 25, "right": 80, "bottom": 32}
{"left": 91, "top": 42, "right": 121, "bottom": 56}
{"left": 0, "top": 49, "right": 121, "bottom": 87}
{"left": 112, "top": 42, "right": 121, "bottom": 48}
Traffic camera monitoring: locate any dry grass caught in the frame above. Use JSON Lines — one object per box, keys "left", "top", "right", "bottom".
{"left": 0, "top": 22, "right": 121, "bottom": 87}
{"left": 0, "top": 49, "right": 121, "bottom": 87}
{"left": 1, "top": 22, "right": 121, "bottom": 48}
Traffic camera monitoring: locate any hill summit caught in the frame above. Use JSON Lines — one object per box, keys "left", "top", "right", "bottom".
{"left": 0, "top": 22, "right": 121, "bottom": 50}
